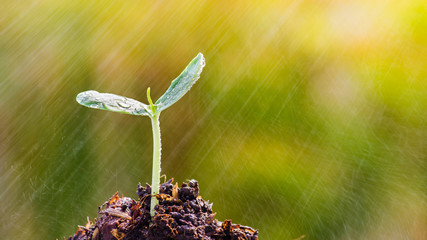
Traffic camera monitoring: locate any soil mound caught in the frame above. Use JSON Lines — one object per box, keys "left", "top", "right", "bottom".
{"left": 68, "top": 179, "right": 258, "bottom": 240}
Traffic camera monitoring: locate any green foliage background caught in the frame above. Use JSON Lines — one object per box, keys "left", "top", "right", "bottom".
{"left": 0, "top": 1, "right": 425, "bottom": 239}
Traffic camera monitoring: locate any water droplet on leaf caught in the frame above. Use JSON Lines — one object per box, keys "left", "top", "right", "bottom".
{"left": 117, "top": 101, "right": 131, "bottom": 108}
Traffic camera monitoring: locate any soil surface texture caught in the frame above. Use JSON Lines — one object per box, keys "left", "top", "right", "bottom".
{"left": 67, "top": 179, "right": 258, "bottom": 240}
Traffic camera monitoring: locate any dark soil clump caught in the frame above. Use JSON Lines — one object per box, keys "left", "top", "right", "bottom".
{"left": 68, "top": 179, "right": 258, "bottom": 240}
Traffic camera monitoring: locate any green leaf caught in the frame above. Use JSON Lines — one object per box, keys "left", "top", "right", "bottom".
{"left": 155, "top": 53, "right": 205, "bottom": 112}
{"left": 76, "top": 90, "right": 150, "bottom": 116}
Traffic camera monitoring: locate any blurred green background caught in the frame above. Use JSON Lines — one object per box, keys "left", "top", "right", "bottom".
{"left": 0, "top": 1, "right": 425, "bottom": 239}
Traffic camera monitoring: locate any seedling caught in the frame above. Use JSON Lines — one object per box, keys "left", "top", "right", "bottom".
{"left": 76, "top": 53, "right": 205, "bottom": 217}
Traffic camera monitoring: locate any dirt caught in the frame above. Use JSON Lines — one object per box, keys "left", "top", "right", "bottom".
{"left": 67, "top": 179, "right": 258, "bottom": 240}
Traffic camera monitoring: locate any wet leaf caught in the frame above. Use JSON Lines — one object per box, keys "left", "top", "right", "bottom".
{"left": 155, "top": 53, "right": 205, "bottom": 112}
{"left": 76, "top": 90, "right": 150, "bottom": 116}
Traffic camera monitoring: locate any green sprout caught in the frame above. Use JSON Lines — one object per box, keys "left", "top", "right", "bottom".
{"left": 76, "top": 53, "right": 205, "bottom": 217}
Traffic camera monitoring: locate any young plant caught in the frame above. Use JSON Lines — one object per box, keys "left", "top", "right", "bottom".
{"left": 76, "top": 53, "right": 205, "bottom": 216}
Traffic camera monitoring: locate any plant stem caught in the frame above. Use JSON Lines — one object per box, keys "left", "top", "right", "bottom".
{"left": 150, "top": 113, "right": 161, "bottom": 217}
